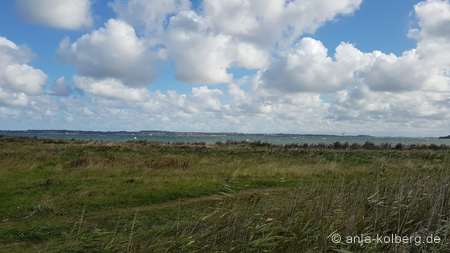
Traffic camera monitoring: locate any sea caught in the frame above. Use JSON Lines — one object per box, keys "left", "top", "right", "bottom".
{"left": 1, "top": 130, "right": 450, "bottom": 146}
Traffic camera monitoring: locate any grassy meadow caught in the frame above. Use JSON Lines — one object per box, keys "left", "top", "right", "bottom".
{"left": 1, "top": 136, "right": 450, "bottom": 252}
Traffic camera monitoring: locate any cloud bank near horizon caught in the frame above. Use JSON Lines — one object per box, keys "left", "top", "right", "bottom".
{"left": 1, "top": 0, "right": 449, "bottom": 136}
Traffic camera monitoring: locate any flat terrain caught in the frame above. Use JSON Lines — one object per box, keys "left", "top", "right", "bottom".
{"left": 1, "top": 137, "right": 450, "bottom": 252}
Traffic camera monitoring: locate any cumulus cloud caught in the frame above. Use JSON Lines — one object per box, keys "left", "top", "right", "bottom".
{"left": 409, "top": 0, "right": 450, "bottom": 67}
{"left": 16, "top": 0, "right": 93, "bottom": 30}
{"left": 237, "top": 0, "right": 450, "bottom": 133}
{"left": 0, "top": 37, "right": 34, "bottom": 67}
{"left": 134, "top": 79, "right": 331, "bottom": 133}
{"left": 0, "top": 88, "right": 28, "bottom": 107}
{"left": 329, "top": 85, "right": 450, "bottom": 122}
{"left": 354, "top": 0, "right": 450, "bottom": 93}
{"left": 50, "top": 77, "right": 76, "bottom": 96}
{"left": 202, "top": 0, "right": 362, "bottom": 47}
{"left": 325, "top": 0, "right": 450, "bottom": 127}
{"left": 57, "top": 19, "right": 159, "bottom": 88}
{"left": 138, "top": 85, "right": 224, "bottom": 115}
{"left": 169, "top": 86, "right": 224, "bottom": 113}
{"left": 227, "top": 75, "right": 326, "bottom": 117}
{"left": 260, "top": 38, "right": 359, "bottom": 93}
{"left": 166, "top": 11, "right": 233, "bottom": 84}
{"left": 2, "top": 64, "right": 47, "bottom": 95}
{"left": 109, "top": 0, "right": 361, "bottom": 85}
{"left": 166, "top": 11, "right": 268, "bottom": 84}
{"left": 73, "top": 76, "right": 151, "bottom": 102}
{"left": 0, "top": 107, "right": 21, "bottom": 117}
{"left": 411, "top": 0, "right": 450, "bottom": 40}
{"left": 0, "top": 37, "right": 47, "bottom": 109}
{"left": 260, "top": 28, "right": 449, "bottom": 94}
{"left": 109, "top": 0, "right": 191, "bottom": 35}
{"left": 357, "top": 49, "right": 449, "bottom": 92}
{"left": 164, "top": 0, "right": 363, "bottom": 85}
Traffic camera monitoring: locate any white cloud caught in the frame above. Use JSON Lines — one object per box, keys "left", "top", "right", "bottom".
{"left": 109, "top": 0, "right": 191, "bottom": 35}
{"left": 16, "top": 0, "right": 93, "bottom": 30}
{"left": 353, "top": 0, "right": 450, "bottom": 93}
{"left": 168, "top": 86, "right": 224, "bottom": 113}
{"left": 324, "top": 0, "right": 450, "bottom": 126}
{"left": 3, "top": 64, "right": 47, "bottom": 95}
{"left": 163, "top": 0, "right": 362, "bottom": 85}
{"left": 0, "top": 37, "right": 47, "bottom": 108}
{"left": 166, "top": 11, "right": 268, "bottom": 84}
{"left": 0, "top": 88, "right": 28, "bottom": 107}
{"left": 166, "top": 11, "right": 233, "bottom": 84}
{"left": 73, "top": 76, "right": 151, "bottom": 102}
{"left": 138, "top": 85, "right": 224, "bottom": 115}
{"left": 357, "top": 49, "right": 449, "bottom": 92}
{"left": 410, "top": 0, "right": 450, "bottom": 67}
{"left": 412, "top": 0, "right": 450, "bottom": 39}
{"left": 259, "top": 37, "right": 449, "bottom": 94}
{"left": 260, "top": 38, "right": 358, "bottom": 93}
{"left": 111, "top": 0, "right": 361, "bottom": 85}
{"left": 329, "top": 85, "right": 450, "bottom": 122}
{"left": 202, "top": 0, "right": 362, "bottom": 47}
{"left": 190, "top": 86, "right": 224, "bottom": 112}
{"left": 0, "top": 37, "right": 34, "bottom": 68}
{"left": 50, "top": 77, "right": 74, "bottom": 96}
{"left": 0, "top": 107, "right": 20, "bottom": 117}
{"left": 57, "top": 19, "right": 158, "bottom": 88}
{"left": 227, "top": 75, "right": 326, "bottom": 117}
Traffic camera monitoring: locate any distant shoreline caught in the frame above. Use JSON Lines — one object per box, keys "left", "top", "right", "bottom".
{"left": 0, "top": 129, "right": 422, "bottom": 138}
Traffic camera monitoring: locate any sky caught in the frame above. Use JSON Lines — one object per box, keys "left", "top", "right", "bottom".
{"left": 0, "top": 0, "right": 449, "bottom": 137}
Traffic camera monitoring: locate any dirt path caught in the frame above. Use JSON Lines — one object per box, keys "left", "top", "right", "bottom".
{"left": 87, "top": 187, "right": 294, "bottom": 221}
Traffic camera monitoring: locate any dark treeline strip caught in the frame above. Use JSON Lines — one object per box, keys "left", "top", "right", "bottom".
{"left": 215, "top": 140, "right": 449, "bottom": 150}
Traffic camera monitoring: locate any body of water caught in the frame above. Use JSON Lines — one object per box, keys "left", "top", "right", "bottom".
{"left": 2, "top": 131, "right": 450, "bottom": 146}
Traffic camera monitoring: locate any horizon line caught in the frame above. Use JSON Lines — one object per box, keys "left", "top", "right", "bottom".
{"left": 0, "top": 129, "right": 447, "bottom": 139}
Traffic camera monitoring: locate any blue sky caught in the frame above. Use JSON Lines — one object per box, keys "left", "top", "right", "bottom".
{"left": 0, "top": 0, "right": 449, "bottom": 136}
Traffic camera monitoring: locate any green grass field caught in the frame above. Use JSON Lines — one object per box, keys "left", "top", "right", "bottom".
{"left": 1, "top": 136, "right": 450, "bottom": 252}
